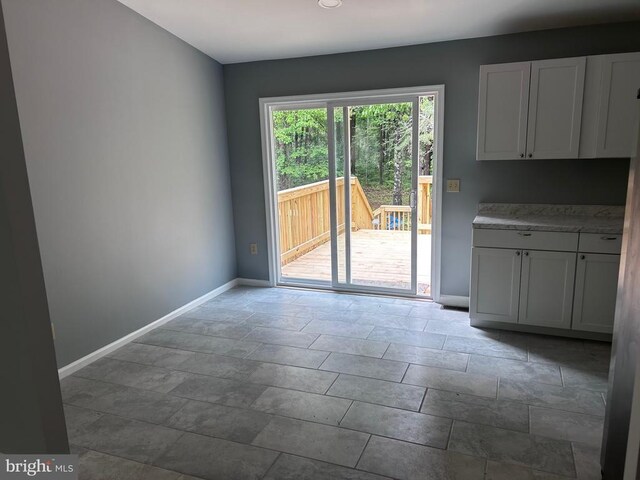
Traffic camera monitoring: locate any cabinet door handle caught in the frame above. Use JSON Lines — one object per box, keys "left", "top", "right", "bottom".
{"left": 520, "top": 153, "right": 524, "bottom": 158}
{"left": 528, "top": 153, "right": 533, "bottom": 158}
{"left": 524, "top": 251, "right": 529, "bottom": 256}
{"left": 581, "top": 254, "right": 586, "bottom": 260}
{"left": 516, "top": 251, "right": 521, "bottom": 256}
{"left": 601, "top": 236, "right": 618, "bottom": 241}
{"left": 517, "top": 232, "right": 532, "bottom": 237}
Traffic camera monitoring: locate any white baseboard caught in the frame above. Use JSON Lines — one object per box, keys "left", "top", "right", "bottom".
{"left": 437, "top": 294, "right": 470, "bottom": 308}
{"left": 237, "top": 278, "right": 272, "bottom": 287}
{"left": 57, "top": 279, "right": 468, "bottom": 379}
{"left": 57, "top": 278, "right": 239, "bottom": 379}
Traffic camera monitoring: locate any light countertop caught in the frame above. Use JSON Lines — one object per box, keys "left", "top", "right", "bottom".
{"left": 472, "top": 203, "right": 624, "bottom": 234}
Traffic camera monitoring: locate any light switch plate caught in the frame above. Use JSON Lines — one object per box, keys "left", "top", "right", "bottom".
{"left": 250, "top": 243, "right": 258, "bottom": 255}
{"left": 446, "top": 179, "right": 460, "bottom": 193}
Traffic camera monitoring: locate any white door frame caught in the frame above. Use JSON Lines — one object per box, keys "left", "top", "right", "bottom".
{"left": 259, "top": 85, "right": 445, "bottom": 301}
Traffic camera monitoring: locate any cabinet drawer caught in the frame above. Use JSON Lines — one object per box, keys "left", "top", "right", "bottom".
{"left": 473, "top": 229, "right": 578, "bottom": 251}
{"left": 578, "top": 233, "right": 622, "bottom": 254}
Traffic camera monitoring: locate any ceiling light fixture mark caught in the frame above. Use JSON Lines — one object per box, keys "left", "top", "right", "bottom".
{"left": 318, "top": 0, "right": 343, "bottom": 9}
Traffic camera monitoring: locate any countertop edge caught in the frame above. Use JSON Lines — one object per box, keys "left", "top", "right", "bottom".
{"left": 471, "top": 223, "right": 623, "bottom": 235}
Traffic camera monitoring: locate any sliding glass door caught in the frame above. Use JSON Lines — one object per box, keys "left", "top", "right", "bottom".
{"left": 273, "top": 105, "right": 332, "bottom": 285}
{"left": 266, "top": 89, "right": 439, "bottom": 297}
{"left": 329, "top": 99, "right": 418, "bottom": 294}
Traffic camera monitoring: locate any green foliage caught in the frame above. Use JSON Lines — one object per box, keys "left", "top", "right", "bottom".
{"left": 273, "top": 97, "right": 435, "bottom": 208}
{"left": 273, "top": 108, "right": 329, "bottom": 190}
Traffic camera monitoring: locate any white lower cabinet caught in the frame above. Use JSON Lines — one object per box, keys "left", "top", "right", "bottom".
{"left": 470, "top": 247, "right": 521, "bottom": 323}
{"left": 470, "top": 228, "right": 620, "bottom": 336}
{"left": 572, "top": 253, "right": 620, "bottom": 333}
{"left": 518, "top": 250, "right": 576, "bottom": 329}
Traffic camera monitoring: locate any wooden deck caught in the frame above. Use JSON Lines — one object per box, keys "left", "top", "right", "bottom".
{"left": 281, "top": 230, "right": 431, "bottom": 295}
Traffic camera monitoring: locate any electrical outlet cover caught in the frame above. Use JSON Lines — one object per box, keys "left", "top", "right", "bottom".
{"left": 446, "top": 179, "right": 460, "bottom": 192}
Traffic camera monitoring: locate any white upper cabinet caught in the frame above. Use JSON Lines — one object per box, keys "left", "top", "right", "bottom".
{"left": 526, "top": 58, "right": 586, "bottom": 159}
{"left": 580, "top": 52, "right": 640, "bottom": 158}
{"left": 478, "top": 52, "right": 640, "bottom": 160}
{"left": 477, "top": 58, "right": 585, "bottom": 161}
{"left": 596, "top": 53, "right": 640, "bottom": 157}
{"left": 477, "top": 62, "right": 530, "bottom": 160}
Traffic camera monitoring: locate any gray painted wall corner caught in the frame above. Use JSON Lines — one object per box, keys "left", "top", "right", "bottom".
{"left": 0, "top": 1, "right": 68, "bottom": 453}
{"left": 2, "top": 0, "right": 237, "bottom": 367}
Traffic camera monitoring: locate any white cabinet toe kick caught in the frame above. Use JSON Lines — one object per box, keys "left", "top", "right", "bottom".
{"left": 470, "top": 228, "right": 620, "bottom": 341}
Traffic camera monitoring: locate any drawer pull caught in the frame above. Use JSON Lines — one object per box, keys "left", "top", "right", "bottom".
{"left": 601, "top": 236, "right": 618, "bottom": 241}
{"left": 524, "top": 251, "right": 529, "bottom": 256}
{"left": 517, "top": 232, "right": 532, "bottom": 237}
{"left": 581, "top": 254, "right": 586, "bottom": 260}
{"left": 516, "top": 251, "right": 521, "bottom": 256}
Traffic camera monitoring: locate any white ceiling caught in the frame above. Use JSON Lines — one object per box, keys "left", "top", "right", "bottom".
{"left": 118, "top": 0, "right": 640, "bottom": 64}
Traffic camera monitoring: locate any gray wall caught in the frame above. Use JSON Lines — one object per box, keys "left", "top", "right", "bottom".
{"left": 2, "top": 0, "right": 236, "bottom": 367}
{"left": 223, "top": 22, "right": 640, "bottom": 297}
{"left": 0, "top": 2, "right": 68, "bottom": 453}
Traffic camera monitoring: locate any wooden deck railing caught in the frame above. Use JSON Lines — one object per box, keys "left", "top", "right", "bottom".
{"left": 372, "top": 205, "right": 412, "bottom": 231}
{"left": 278, "top": 177, "right": 373, "bottom": 265}
{"left": 372, "top": 176, "right": 433, "bottom": 233}
{"left": 278, "top": 175, "right": 433, "bottom": 266}
{"left": 418, "top": 176, "right": 433, "bottom": 234}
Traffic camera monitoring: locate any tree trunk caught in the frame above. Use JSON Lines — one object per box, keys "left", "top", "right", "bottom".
{"left": 379, "top": 127, "right": 385, "bottom": 185}
{"left": 420, "top": 143, "right": 432, "bottom": 175}
{"left": 349, "top": 112, "right": 357, "bottom": 176}
{"left": 393, "top": 128, "right": 403, "bottom": 205}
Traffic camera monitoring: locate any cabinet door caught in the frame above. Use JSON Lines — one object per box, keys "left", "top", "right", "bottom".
{"left": 470, "top": 247, "right": 522, "bottom": 323}
{"left": 526, "top": 57, "right": 586, "bottom": 159}
{"left": 572, "top": 253, "right": 620, "bottom": 333}
{"left": 518, "top": 250, "right": 576, "bottom": 329}
{"left": 596, "top": 52, "right": 640, "bottom": 158}
{"left": 477, "top": 62, "right": 530, "bottom": 160}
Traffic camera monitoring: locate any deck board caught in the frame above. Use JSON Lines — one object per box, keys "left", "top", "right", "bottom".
{"left": 281, "top": 230, "right": 431, "bottom": 295}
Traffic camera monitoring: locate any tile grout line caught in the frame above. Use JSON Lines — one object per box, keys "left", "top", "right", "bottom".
{"left": 445, "top": 420, "right": 456, "bottom": 450}
{"left": 381, "top": 342, "right": 392, "bottom": 359}
{"left": 149, "top": 431, "right": 187, "bottom": 468}
{"left": 243, "top": 341, "right": 264, "bottom": 359}
{"left": 569, "top": 440, "right": 579, "bottom": 479}
{"left": 323, "top": 372, "right": 342, "bottom": 395}
{"left": 560, "top": 364, "right": 567, "bottom": 387}
{"left": 352, "top": 434, "right": 373, "bottom": 470}
{"left": 422, "top": 318, "right": 430, "bottom": 333}
{"left": 258, "top": 451, "right": 283, "bottom": 480}
{"left": 417, "top": 387, "right": 428, "bottom": 413}
{"left": 399, "top": 362, "right": 411, "bottom": 383}
{"left": 337, "top": 400, "right": 355, "bottom": 426}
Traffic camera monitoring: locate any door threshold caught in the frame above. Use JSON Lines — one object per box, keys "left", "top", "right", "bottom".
{"left": 275, "top": 283, "right": 434, "bottom": 303}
